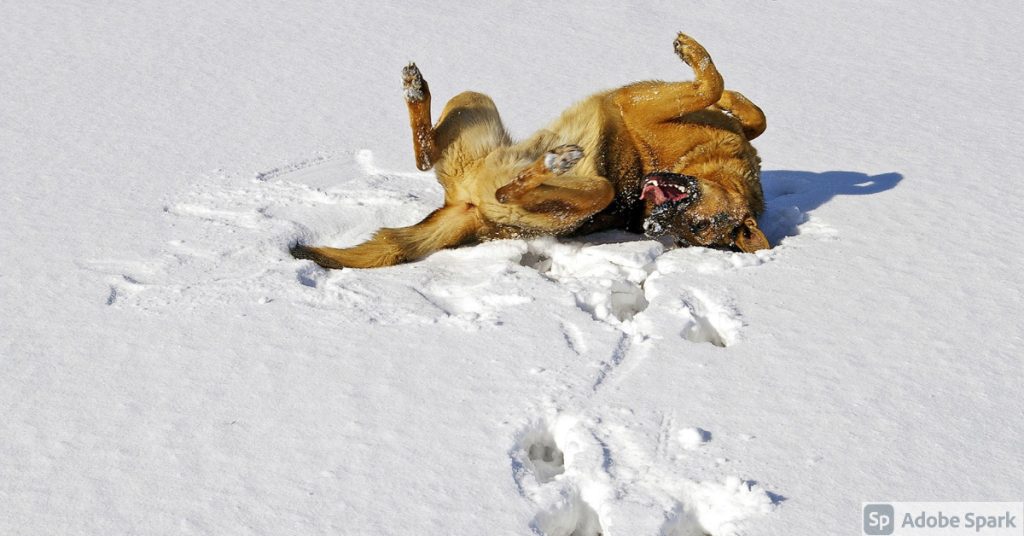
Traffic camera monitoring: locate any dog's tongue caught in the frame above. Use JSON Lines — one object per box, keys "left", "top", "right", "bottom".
{"left": 641, "top": 182, "right": 667, "bottom": 204}
{"left": 641, "top": 181, "right": 688, "bottom": 205}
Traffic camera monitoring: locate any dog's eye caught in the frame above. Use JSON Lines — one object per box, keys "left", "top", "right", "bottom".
{"left": 690, "top": 220, "right": 711, "bottom": 233}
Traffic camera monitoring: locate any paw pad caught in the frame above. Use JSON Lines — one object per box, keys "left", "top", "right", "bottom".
{"left": 544, "top": 144, "right": 584, "bottom": 175}
{"left": 673, "top": 33, "right": 703, "bottom": 67}
{"left": 402, "top": 62, "right": 425, "bottom": 102}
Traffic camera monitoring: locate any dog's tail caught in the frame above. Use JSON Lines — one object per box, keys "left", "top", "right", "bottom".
{"left": 290, "top": 203, "right": 481, "bottom": 269}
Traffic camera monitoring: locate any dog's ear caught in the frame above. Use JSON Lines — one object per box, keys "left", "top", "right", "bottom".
{"left": 734, "top": 217, "right": 770, "bottom": 252}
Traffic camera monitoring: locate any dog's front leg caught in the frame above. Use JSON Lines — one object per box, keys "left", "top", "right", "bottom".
{"left": 612, "top": 33, "right": 724, "bottom": 127}
{"left": 715, "top": 90, "right": 766, "bottom": 140}
{"left": 402, "top": 63, "right": 439, "bottom": 170}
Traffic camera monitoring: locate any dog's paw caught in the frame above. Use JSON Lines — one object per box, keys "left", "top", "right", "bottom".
{"left": 673, "top": 32, "right": 704, "bottom": 67}
{"left": 402, "top": 62, "right": 426, "bottom": 103}
{"left": 544, "top": 144, "right": 584, "bottom": 175}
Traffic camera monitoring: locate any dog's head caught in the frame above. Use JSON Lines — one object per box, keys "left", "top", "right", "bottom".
{"left": 640, "top": 172, "right": 769, "bottom": 252}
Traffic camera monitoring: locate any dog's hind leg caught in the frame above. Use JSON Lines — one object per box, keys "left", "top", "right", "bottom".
{"left": 402, "top": 62, "right": 441, "bottom": 171}
{"left": 431, "top": 91, "right": 511, "bottom": 192}
{"left": 716, "top": 90, "right": 766, "bottom": 140}
{"left": 402, "top": 63, "right": 511, "bottom": 177}
{"left": 509, "top": 175, "right": 616, "bottom": 234}
{"left": 612, "top": 33, "right": 724, "bottom": 126}
{"left": 291, "top": 68, "right": 508, "bottom": 269}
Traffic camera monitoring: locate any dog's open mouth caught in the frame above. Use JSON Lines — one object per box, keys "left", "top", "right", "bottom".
{"left": 640, "top": 172, "right": 698, "bottom": 206}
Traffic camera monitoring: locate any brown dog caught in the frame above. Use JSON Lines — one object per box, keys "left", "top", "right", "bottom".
{"left": 292, "top": 33, "right": 769, "bottom": 269}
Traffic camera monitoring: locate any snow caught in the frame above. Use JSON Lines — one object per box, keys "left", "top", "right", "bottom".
{"left": 2, "top": 1, "right": 1023, "bottom": 535}
{"left": 678, "top": 427, "right": 711, "bottom": 451}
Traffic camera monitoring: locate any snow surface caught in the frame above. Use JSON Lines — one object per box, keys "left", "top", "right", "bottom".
{"left": 2, "top": 1, "right": 1023, "bottom": 535}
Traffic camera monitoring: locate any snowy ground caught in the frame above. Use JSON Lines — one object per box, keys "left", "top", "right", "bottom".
{"left": 2, "top": 1, "right": 1023, "bottom": 535}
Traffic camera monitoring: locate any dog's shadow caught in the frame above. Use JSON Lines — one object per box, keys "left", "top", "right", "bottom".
{"left": 759, "top": 170, "right": 903, "bottom": 244}
{"left": 559, "top": 169, "right": 902, "bottom": 249}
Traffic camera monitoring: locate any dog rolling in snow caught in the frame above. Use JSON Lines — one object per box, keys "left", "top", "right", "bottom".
{"left": 292, "top": 33, "right": 769, "bottom": 269}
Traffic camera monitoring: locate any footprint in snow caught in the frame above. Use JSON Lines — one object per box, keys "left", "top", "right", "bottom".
{"left": 510, "top": 415, "right": 775, "bottom": 536}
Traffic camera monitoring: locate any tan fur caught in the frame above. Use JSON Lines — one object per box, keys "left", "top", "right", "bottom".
{"left": 292, "top": 33, "right": 769, "bottom": 269}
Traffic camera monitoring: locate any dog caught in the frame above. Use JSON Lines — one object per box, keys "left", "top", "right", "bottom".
{"left": 291, "top": 33, "right": 769, "bottom": 269}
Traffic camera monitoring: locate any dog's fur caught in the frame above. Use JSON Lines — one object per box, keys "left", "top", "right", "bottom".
{"left": 292, "top": 33, "right": 769, "bottom": 269}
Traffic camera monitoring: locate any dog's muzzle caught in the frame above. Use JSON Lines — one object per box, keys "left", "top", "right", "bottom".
{"left": 640, "top": 172, "right": 699, "bottom": 206}
{"left": 641, "top": 173, "right": 699, "bottom": 239}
